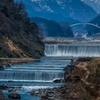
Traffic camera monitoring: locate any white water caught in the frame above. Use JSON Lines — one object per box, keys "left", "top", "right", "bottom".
{"left": 0, "top": 60, "right": 70, "bottom": 83}
{"left": 0, "top": 70, "right": 64, "bottom": 81}
{"left": 45, "top": 44, "right": 100, "bottom": 57}
{"left": 2, "top": 59, "right": 69, "bottom": 100}
{"left": 1, "top": 45, "right": 72, "bottom": 100}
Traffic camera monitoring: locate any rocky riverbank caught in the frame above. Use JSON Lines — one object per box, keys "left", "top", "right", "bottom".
{"left": 0, "top": 91, "right": 6, "bottom": 100}
{"left": 0, "top": 57, "right": 100, "bottom": 100}
{"left": 60, "top": 58, "right": 100, "bottom": 100}
{"left": 0, "top": 84, "right": 22, "bottom": 100}
{"left": 31, "top": 57, "right": 100, "bottom": 100}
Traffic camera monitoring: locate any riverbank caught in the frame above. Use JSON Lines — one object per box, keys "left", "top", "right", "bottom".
{"left": 61, "top": 58, "right": 100, "bottom": 100}
{"left": 31, "top": 57, "right": 100, "bottom": 100}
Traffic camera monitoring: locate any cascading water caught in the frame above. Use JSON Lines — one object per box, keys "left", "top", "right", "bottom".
{"left": 0, "top": 60, "right": 70, "bottom": 85}
{"left": 0, "top": 70, "right": 64, "bottom": 81}
{"left": 1, "top": 44, "right": 71, "bottom": 100}
{"left": 45, "top": 44, "right": 100, "bottom": 57}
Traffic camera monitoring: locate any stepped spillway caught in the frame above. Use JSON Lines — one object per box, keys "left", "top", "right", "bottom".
{"left": 0, "top": 59, "right": 70, "bottom": 88}
{"left": 0, "top": 70, "right": 64, "bottom": 81}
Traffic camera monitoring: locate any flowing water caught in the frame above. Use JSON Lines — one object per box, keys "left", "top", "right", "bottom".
{"left": 1, "top": 56, "right": 70, "bottom": 100}
{"left": 2, "top": 43, "right": 98, "bottom": 100}
{"left": 45, "top": 44, "right": 100, "bottom": 57}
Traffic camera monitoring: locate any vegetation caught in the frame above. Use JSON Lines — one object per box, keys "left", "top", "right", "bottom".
{"left": 31, "top": 17, "right": 74, "bottom": 37}
{"left": 0, "top": 0, "right": 44, "bottom": 58}
{"left": 86, "top": 14, "right": 100, "bottom": 35}
{"left": 64, "top": 58, "right": 100, "bottom": 99}
{"left": 83, "top": 58, "right": 100, "bottom": 98}
{"left": 87, "top": 59, "right": 100, "bottom": 86}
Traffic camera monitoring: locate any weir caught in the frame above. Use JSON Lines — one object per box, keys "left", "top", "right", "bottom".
{"left": 45, "top": 44, "right": 100, "bottom": 57}
{"left": 0, "top": 70, "right": 64, "bottom": 81}
{"left": 0, "top": 44, "right": 72, "bottom": 90}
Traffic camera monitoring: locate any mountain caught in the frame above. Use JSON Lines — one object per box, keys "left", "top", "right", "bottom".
{"left": 32, "top": 17, "right": 74, "bottom": 37}
{"left": 81, "top": 0, "right": 100, "bottom": 13}
{"left": 14, "top": 0, "right": 97, "bottom": 22}
{"left": 0, "top": 0, "right": 44, "bottom": 58}
{"left": 85, "top": 14, "right": 100, "bottom": 35}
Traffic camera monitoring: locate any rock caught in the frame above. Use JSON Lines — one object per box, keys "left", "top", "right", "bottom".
{"left": 34, "top": 91, "right": 40, "bottom": 95}
{"left": 53, "top": 78, "right": 63, "bottom": 83}
{"left": 33, "top": 90, "right": 43, "bottom": 97}
{"left": 6, "top": 64, "right": 12, "bottom": 67}
{"left": 0, "top": 91, "right": 6, "bottom": 100}
{"left": 0, "top": 65, "right": 6, "bottom": 70}
{"left": 8, "top": 93, "right": 21, "bottom": 99}
{"left": 71, "top": 76, "right": 81, "bottom": 83}
{"left": 41, "top": 95, "right": 48, "bottom": 100}
{"left": 8, "top": 80, "right": 13, "bottom": 82}
{"left": 8, "top": 87, "right": 18, "bottom": 93}
{"left": 65, "top": 75, "right": 71, "bottom": 82}
{"left": 0, "top": 84, "right": 9, "bottom": 90}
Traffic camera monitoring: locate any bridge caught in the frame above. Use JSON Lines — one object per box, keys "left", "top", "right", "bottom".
{"left": 71, "top": 22, "right": 100, "bottom": 29}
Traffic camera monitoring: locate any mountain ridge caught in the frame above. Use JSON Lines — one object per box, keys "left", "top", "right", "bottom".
{"left": 15, "top": 0, "right": 97, "bottom": 22}
{"left": 31, "top": 17, "right": 74, "bottom": 37}
{"left": 82, "top": 0, "right": 100, "bottom": 13}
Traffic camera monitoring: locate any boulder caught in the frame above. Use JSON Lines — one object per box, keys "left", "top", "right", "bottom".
{"left": 71, "top": 75, "right": 81, "bottom": 83}
{"left": 0, "top": 65, "right": 6, "bottom": 70}
{"left": 6, "top": 64, "right": 12, "bottom": 67}
{"left": 41, "top": 95, "right": 48, "bottom": 100}
{"left": 8, "top": 93, "right": 21, "bottom": 99}
{"left": 0, "top": 91, "right": 6, "bottom": 100}
{"left": 8, "top": 80, "right": 13, "bottom": 82}
{"left": 0, "top": 84, "right": 9, "bottom": 90}
{"left": 53, "top": 78, "right": 63, "bottom": 83}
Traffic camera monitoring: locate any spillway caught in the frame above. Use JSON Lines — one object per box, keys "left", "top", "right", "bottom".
{"left": 0, "top": 70, "right": 64, "bottom": 81}
{"left": 45, "top": 44, "right": 100, "bottom": 57}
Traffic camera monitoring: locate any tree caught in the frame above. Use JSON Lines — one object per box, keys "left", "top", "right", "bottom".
{"left": 87, "top": 30, "right": 92, "bottom": 37}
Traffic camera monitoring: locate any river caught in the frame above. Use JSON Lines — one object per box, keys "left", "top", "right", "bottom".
{"left": 0, "top": 46, "right": 71, "bottom": 99}
{"left": 2, "top": 43, "right": 100, "bottom": 100}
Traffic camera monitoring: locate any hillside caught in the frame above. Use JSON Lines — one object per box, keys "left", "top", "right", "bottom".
{"left": 15, "top": 0, "right": 97, "bottom": 22}
{"left": 63, "top": 58, "right": 100, "bottom": 100}
{"left": 85, "top": 14, "right": 100, "bottom": 36}
{"left": 0, "top": 0, "right": 44, "bottom": 58}
{"left": 82, "top": 0, "right": 100, "bottom": 14}
{"left": 31, "top": 17, "right": 74, "bottom": 37}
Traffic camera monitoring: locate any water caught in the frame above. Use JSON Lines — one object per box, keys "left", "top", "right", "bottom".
{"left": 4, "top": 90, "right": 40, "bottom": 100}
{"left": 0, "top": 70, "right": 64, "bottom": 81}
{"left": 2, "top": 43, "right": 98, "bottom": 100}
{"left": 45, "top": 44, "right": 100, "bottom": 57}
{"left": 1, "top": 58, "right": 70, "bottom": 100}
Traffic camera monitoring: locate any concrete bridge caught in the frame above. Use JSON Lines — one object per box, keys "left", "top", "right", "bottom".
{"left": 71, "top": 22, "right": 100, "bottom": 29}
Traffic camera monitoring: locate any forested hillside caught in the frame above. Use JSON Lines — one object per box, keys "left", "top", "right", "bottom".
{"left": 86, "top": 14, "right": 100, "bottom": 36}
{"left": 32, "top": 17, "right": 74, "bottom": 37}
{"left": 0, "top": 0, "right": 44, "bottom": 58}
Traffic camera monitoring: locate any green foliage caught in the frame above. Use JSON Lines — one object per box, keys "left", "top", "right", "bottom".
{"left": 31, "top": 17, "right": 74, "bottom": 37}
{"left": 0, "top": 0, "right": 44, "bottom": 58}
{"left": 86, "top": 14, "right": 100, "bottom": 34}
{"left": 87, "top": 30, "right": 92, "bottom": 37}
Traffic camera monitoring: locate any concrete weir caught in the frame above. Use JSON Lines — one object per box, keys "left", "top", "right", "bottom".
{"left": 45, "top": 44, "right": 100, "bottom": 57}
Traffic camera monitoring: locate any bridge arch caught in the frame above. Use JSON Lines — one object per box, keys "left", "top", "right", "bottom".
{"left": 71, "top": 23, "right": 100, "bottom": 29}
